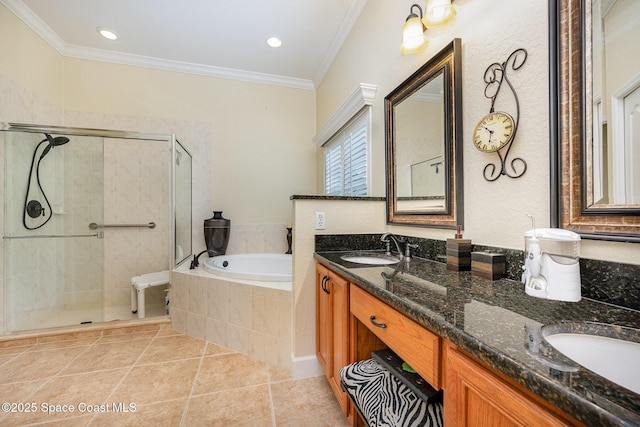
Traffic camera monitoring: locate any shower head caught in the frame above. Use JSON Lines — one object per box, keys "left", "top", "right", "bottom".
{"left": 40, "top": 134, "right": 70, "bottom": 159}
{"left": 45, "top": 134, "right": 70, "bottom": 147}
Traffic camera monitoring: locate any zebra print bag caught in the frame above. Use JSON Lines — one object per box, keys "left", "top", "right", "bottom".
{"left": 339, "top": 358, "right": 443, "bottom": 427}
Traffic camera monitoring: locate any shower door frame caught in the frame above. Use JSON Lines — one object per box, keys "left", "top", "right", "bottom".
{"left": 1, "top": 122, "right": 179, "bottom": 333}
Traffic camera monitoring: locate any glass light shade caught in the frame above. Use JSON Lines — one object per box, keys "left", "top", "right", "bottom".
{"left": 267, "top": 37, "right": 282, "bottom": 48}
{"left": 97, "top": 27, "right": 118, "bottom": 40}
{"left": 400, "top": 16, "right": 428, "bottom": 54}
{"left": 422, "top": 0, "right": 456, "bottom": 27}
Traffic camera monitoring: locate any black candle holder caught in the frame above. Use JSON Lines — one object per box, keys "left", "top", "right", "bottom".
{"left": 286, "top": 227, "right": 292, "bottom": 254}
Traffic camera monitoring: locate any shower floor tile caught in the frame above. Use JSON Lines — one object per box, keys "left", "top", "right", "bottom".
{"left": 0, "top": 329, "right": 348, "bottom": 426}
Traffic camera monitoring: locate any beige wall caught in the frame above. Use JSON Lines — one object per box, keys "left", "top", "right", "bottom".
{"left": 292, "top": 199, "right": 386, "bottom": 360}
{"left": 315, "top": 0, "right": 639, "bottom": 264}
{"left": 0, "top": 5, "right": 63, "bottom": 109}
{"left": 63, "top": 58, "right": 317, "bottom": 226}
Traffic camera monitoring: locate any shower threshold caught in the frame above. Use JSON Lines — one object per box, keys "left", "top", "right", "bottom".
{"left": 6, "top": 304, "right": 167, "bottom": 335}
{"left": 0, "top": 316, "right": 171, "bottom": 348}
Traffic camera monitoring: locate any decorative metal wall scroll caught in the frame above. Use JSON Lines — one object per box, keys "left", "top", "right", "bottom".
{"left": 472, "top": 48, "right": 528, "bottom": 181}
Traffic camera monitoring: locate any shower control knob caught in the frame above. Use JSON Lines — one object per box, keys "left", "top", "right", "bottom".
{"left": 26, "top": 200, "right": 45, "bottom": 218}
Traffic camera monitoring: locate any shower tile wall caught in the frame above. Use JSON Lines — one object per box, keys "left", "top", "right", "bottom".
{"left": 226, "top": 223, "right": 290, "bottom": 255}
{"left": 65, "top": 112, "right": 213, "bottom": 261}
{"left": 0, "top": 75, "right": 66, "bottom": 332}
{"left": 63, "top": 136, "right": 104, "bottom": 312}
{"left": 101, "top": 138, "right": 170, "bottom": 310}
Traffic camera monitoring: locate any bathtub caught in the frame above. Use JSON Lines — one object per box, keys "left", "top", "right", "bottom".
{"left": 203, "top": 253, "right": 292, "bottom": 286}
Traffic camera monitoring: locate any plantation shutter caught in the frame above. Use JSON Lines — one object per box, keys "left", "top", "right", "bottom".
{"left": 324, "top": 110, "right": 369, "bottom": 196}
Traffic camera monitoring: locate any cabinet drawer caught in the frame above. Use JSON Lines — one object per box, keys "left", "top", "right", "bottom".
{"left": 350, "top": 285, "right": 441, "bottom": 389}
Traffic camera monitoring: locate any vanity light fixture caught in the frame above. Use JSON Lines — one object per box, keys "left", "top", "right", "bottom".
{"left": 400, "top": 4, "right": 428, "bottom": 54}
{"left": 400, "top": 1, "right": 456, "bottom": 54}
{"left": 97, "top": 27, "right": 118, "bottom": 41}
{"left": 422, "top": 0, "right": 456, "bottom": 27}
{"left": 267, "top": 37, "right": 282, "bottom": 48}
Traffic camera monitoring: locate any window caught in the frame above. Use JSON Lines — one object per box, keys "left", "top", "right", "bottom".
{"left": 324, "top": 109, "right": 369, "bottom": 196}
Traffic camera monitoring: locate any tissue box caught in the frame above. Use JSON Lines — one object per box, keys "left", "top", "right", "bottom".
{"left": 471, "top": 251, "right": 506, "bottom": 280}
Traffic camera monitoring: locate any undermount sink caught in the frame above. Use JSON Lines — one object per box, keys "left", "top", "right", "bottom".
{"left": 340, "top": 254, "right": 401, "bottom": 265}
{"left": 542, "top": 323, "right": 640, "bottom": 394}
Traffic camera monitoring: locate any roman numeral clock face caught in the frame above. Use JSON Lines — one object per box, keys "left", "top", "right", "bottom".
{"left": 472, "top": 112, "right": 515, "bottom": 152}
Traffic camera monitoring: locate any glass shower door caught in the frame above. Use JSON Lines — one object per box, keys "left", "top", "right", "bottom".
{"left": 3, "top": 130, "right": 105, "bottom": 332}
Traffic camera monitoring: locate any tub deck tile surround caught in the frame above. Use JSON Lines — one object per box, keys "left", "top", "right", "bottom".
{"left": 0, "top": 321, "right": 346, "bottom": 426}
{"left": 170, "top": 266, "right": 292, "bottom": 371}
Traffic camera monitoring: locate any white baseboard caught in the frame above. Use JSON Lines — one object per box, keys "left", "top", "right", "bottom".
{"left": 290, "top": 353, "right": 324, "bottom": 379}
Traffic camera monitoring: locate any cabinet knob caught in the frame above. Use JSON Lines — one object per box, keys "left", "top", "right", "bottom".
{"left": 369, "top": 315, "right": 387, "bottom": 329}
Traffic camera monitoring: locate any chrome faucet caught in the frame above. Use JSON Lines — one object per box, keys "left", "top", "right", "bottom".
{"left": 381, "top": 233, "right": 419, "bottom": 260}
{"left": 381, "top": 233, "right": 405, "bottom": 259}
{"left": 405, "top": 242, "right": 418, "bottom": 259}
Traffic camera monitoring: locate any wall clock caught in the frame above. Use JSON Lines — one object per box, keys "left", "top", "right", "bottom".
{"left": 472, "top": 111, "right": 515, "bottom": 153}
{"left": 474, "top": 48, "right": 528, "bottom": 181}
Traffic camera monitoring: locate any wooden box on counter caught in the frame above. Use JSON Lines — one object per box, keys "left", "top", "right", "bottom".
{"left": 471, "top": 251, "right": 506, "bottom": 280}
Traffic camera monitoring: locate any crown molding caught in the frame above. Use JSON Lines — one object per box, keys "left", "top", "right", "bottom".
{"left": 64, "top": 45, "right": 315, "bottom": 90}
{"left": 313, "top": 83, "right": 377, "bottom": 146}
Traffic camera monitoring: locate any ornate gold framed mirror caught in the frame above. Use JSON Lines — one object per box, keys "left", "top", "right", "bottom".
{"left": 551, "top": 0, "right": 640, "bottom": 242}
{"left": 385, "top": 38, "right": 463, "bottom": 228}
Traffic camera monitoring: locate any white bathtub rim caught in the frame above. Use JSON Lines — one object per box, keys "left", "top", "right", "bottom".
{"left": 203, "top": 253, "right": 292, "bottom": 283}
{"left": 173, "top": 263, "right": 292, "bottom": 292}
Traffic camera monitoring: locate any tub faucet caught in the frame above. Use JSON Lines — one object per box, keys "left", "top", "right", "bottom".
{"left": 381, "top": 233, "right": 405, "bottom": 259}
{"left": 190, "top": 250, "right": 209, "bottom": 270}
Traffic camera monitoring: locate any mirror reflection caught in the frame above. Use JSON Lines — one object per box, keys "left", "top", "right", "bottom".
{"left": 591, "top": 0, "right": 640, "bottom": 207}
{"left": 395, "top": 73, "right": 446, "bottom": 211}
{"left": 552, "top": 0, "right": 640, "bottom": 240}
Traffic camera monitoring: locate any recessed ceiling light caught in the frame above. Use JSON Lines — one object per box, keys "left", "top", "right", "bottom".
{"left": 267, "top": 37, "right": 282, "bottom": 48}
{"left": 97, "top": 27, "right": 118, "bottom": 41}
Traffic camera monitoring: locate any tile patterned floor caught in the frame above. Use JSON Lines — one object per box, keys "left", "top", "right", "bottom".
{"left": 0, "top": 326, "right": 349, "bottom": 426}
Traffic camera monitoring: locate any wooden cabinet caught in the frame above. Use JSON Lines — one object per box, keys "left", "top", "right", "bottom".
{"left": 317, "top": 263, "right": 581, "bottom": 427}
{"left": 316, "top": 263, "right": 350, "bottom": 414}
{"left": 444, "top": 342, "right": 582, "bottom": 427}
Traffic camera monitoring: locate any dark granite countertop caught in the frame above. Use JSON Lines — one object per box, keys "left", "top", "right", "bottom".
{"left": 314, "top": 251, "right": 640, "bottom": 426}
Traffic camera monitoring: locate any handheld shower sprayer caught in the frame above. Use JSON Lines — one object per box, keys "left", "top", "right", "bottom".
{"left": 23, "top": 133, "right": 71, "bottom": 230}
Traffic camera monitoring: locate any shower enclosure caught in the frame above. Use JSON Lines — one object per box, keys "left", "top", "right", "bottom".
{"left": 1, "top": 123, "right": 192, "bottom": 333}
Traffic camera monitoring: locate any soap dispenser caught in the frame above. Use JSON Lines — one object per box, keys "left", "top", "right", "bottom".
{"left": 446, "top": 225, "right": 471, "bottom": 271}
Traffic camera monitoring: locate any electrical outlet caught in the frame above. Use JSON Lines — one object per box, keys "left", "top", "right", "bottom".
{"left": 315, "top": 212, "right": 326, "bottom": 230}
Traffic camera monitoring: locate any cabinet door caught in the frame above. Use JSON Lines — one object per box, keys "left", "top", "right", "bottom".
{"left": 316, "top": 264, "right": 351, "bottom": 417}
{"left": 329, "top": 272, "right": 349, "bottom": 413}
{"left": 316, "top": 264, "right": 332, "bottom": 377}
{"left": 444, "top": 343, "right": 580, "bottom": 427}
